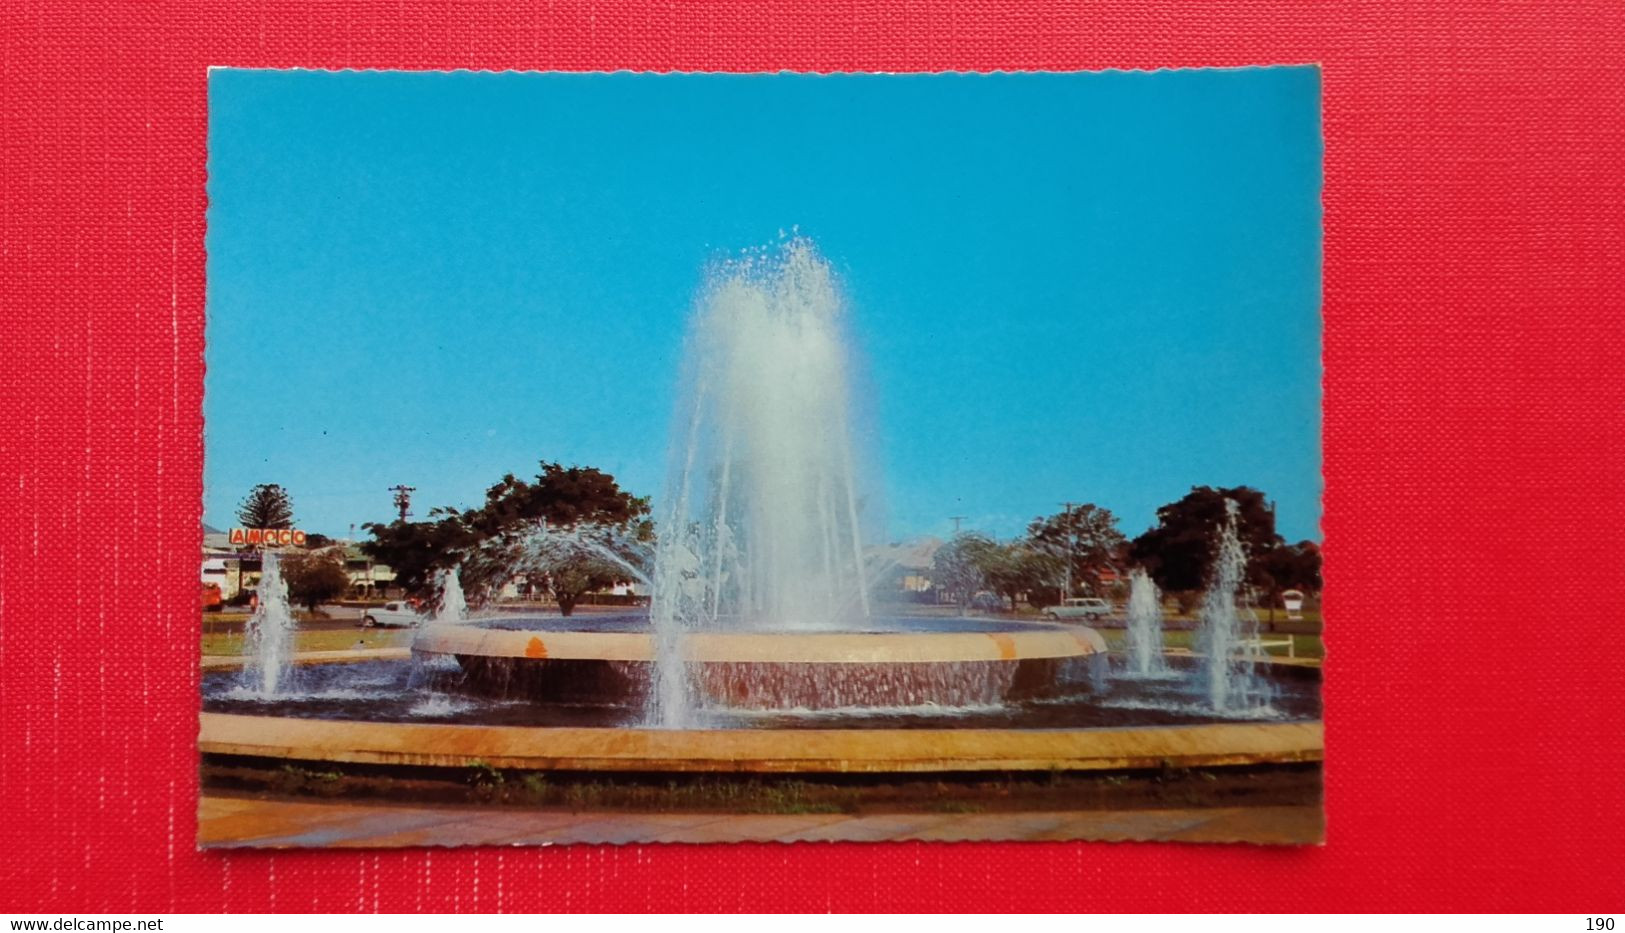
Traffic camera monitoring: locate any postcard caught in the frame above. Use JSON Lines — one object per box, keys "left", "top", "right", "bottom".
{"left": 199, "top": 68, "right": 1323, "bottom": 846}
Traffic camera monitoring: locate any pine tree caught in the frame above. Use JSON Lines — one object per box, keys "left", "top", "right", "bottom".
{"left": 237, "top": 483, "right": 295, "bottom": 529}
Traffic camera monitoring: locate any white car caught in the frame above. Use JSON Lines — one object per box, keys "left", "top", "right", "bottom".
{"left": 1042, "top": 597, "right": 1113, "bottom": 621}
{"left": 361, "top": 601, "right": 423, "bottom": 628}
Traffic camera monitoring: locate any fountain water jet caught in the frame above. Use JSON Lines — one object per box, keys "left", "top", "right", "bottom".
{"left": 1123, "top": 568, "right": 1168, "bottom": 677}
{"left": 1195, "top": 500, "right": 1274, "bottom": 712}
{"left": 240, "top": 550, "right": 296, "bottom": 696}
{"left": 433, "top": 567, "right": 468, "bottom": 624}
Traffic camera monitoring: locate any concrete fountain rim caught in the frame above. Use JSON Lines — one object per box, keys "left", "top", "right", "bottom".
{"left": 198, "top": 711, "right": 1323, "bottom": 773}
{"left": 410, "top": 619, "right": 1109, "bottom": 664}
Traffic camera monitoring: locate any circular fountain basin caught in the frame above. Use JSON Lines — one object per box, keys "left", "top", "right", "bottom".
{"left": 412, "top": 615, "right": 1107, "bottom": 710}
{"left": 199, "top": 647, "right": 1322, "bottom": 774}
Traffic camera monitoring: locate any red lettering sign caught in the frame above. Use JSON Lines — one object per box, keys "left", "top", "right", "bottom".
{"left": 228, "top": 528, "right": 308, "bottom": 548}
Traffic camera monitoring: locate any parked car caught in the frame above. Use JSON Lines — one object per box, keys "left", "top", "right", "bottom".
{"left": 201, "top": 582, "right": 222, "bottom": 611}
{"left": 361, "top": 600, "right": 424, "bottom": 628}
{"left": 1041, "top": 597, "right": 1113, "bottom": 621}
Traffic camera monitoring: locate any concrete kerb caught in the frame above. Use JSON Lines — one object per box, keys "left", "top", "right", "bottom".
{"left": 201, "top": 644, "right": 1322, "bottom": 775}
{"left": 199, "top": 711, "right": 1323, "bottom": 774}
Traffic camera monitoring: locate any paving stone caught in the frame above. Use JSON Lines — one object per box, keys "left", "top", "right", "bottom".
{"left": 647, "top": 813, "right": 851, "bottom": 843}
{"left": 770, "top": 813, "right": 956, "bottom": 842}
{"left": 1029, "top": 809, "right": 1219, "bottom": 841}
{"left": 517, "top": 813, "right": 738, "bottom": 846}
{"left": 1162, "top": 805, "right": 1323, "bottom": 845}
{"left": 198, "top": 795, "right": 1320, "bottom": 847}
{"left": 901, "top": 812, "right": 1075, "bottom": 842}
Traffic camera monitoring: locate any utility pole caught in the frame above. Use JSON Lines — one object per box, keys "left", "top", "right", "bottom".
{"left": 387, "top": 484, "right": 416, "bottom": 522}
{"left": 948, "top": 515, "right": 968, "bottom": 536}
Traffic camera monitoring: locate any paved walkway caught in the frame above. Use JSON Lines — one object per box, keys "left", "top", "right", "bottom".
{"left": 199, "top": 794, "right": 1322, "bottom": 847}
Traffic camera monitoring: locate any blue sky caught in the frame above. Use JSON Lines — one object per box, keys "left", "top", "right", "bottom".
{"left": 206, "top": 68, "right": 1321, "bottom": 543}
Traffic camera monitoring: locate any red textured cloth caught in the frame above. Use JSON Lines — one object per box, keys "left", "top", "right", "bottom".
{"left": 2, "top": 0, "right": 1622, "bottom": 913}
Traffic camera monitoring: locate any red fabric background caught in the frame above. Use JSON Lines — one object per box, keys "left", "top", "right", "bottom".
{"left": 2, "top": 0, "right": 1622, "bottom": 913}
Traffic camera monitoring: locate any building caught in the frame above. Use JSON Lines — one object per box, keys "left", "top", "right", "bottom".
{"left": 867, "top": 537, "right": 944, "bottom": 597}
{"left": 201, "top": 524, "right": 397, "bottom": 602}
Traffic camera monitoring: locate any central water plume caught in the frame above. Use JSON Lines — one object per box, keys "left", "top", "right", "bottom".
{"left": 652, "top": 239, "right": 875, "bottom": 725}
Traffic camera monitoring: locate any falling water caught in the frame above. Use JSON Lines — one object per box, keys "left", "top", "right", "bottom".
{"left": 512, "top": 523, "right": 654, "bottom": 591}
{"left": 1124, "top": 568, "right": 1168, "bottom": 677}
{"left": 1195, "top": 500, "right": 1273, "bottom": 712}
{"left": 651, "top": 239, "right": 875, "bottom": 726}
{"left": 434, "top": 567, "right": 468, "bottom": 624}
{"left": 240, "top": 550, "right": 296, "bottom": 696}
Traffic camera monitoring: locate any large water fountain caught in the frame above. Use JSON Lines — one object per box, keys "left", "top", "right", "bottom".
{"left": 203, "top": 240, "right": 1318, "bottom": 776}
{"left": 412, "top": 241, "right": 1108, "bottom": 726}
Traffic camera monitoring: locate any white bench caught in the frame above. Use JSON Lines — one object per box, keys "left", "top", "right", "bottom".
{"left": 1241, "top": 635, "right": 1296, "bottom": 659}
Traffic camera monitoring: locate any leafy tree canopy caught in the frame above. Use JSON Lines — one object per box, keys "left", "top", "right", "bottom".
{"left": 360, "top": 509, "right": 478, "bottom": 597}
{"left": 1129, "top": 485, "right": 1281, "bottom": 593}
{"left": 979, "top": 541, "right": 1063, "bottom": 612}
{"left": 362, "top": 461, "right": 652, "bottom": 616}
{"left": 466, "top": 463, "right": 652, "bottom": 538}
{"left": 929, "top": 533, "right": 1062, "bottom": 611}
{"left": 928, "top": 533, "right": 998, "bottom": 609}
{"left": 1026, "top": 503, "right": 1127, "bottom": 596}
{"left": 1258, "top": 539, "right": 1322, "bottom": 599}
{"left": 280, "top": 549, "right": 350, "bottom": 613}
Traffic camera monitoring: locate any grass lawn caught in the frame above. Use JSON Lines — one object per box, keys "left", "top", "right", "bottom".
{"left": 201, "top": 626, "right": 1320, "bottom": 660}
{"left": 201, "top": 628, "right": 413, "bottom": 657}
{"left": 1098, "top": 628, "right": 1323, "bottom": 660}
{"left": 1195, "top": 608, "right": 1321, "bottom": 629}
{"left": 1011, "top": 605, "right": 1321, "bottom": 629}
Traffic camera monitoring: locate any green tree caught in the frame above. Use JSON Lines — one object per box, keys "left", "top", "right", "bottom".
{"left": 979, "top": 542, "right": 1063, "bottom": 612}
{"left": 465, "top": 463, "right": 652, "bottom": 538}
{"left": 928, "top": 534, "right": 1062, "bottom": 612}
{"left": 361, "top": 509, "right": 478, "bottom": 596}
{"left": 362, "top": 461, "right": 652, "bottom": 616}
{"left": 237, "top": 483, "right": 294, "bottom": 529}
{"left": 1258, "top": 539, "right": 1322, "bottom": 606}
{"left": 1129, "top": 486, "right": 1282, "bottom": 595}
{"left": 280, "top": 549, "right": 351, "bottom": 613}
{"left": 929, "top": 533, "right": 997, "bottom": 610}
{"left": 460, "top": 521, "right": 651, "bottom": 617}
{"left": 1026, "top": 503, "right": 1127, "bottom": 597}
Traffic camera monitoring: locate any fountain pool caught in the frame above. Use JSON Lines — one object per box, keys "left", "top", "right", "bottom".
{"left": 202, "top": 632, "right": 1319, "bottom": 730}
